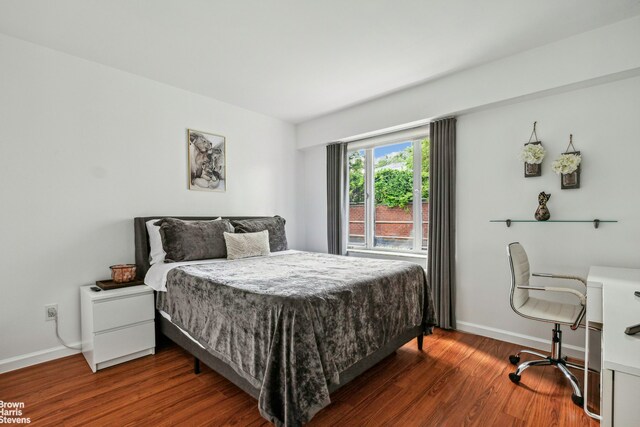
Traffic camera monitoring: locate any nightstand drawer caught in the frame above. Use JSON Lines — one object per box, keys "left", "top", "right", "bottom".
{"left": 93, "top": 321, "right": 155, "bottom": 364}
{"left": 93, "top": 293, "right": 154, "bottom": 332}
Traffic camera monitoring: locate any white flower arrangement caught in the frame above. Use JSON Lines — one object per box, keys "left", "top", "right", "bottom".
{"left": 552, "top": 153, "right": 581, "bottom": 175}
{"left": 520, "top": 143, "right": 546, "bottom": 164}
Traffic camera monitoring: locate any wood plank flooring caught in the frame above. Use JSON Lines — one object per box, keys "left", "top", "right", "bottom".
{"left": 0, "top": 329, "right": 598, "bottom": 426}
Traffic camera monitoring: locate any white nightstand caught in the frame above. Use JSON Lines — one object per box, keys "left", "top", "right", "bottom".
{"left": 80, "top": 284, "right": 155, "bottom": 372}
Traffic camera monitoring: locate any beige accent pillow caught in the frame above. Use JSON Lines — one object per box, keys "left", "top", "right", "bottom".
{"left": 224, "top": 230, "right": 271, "bottom": 260}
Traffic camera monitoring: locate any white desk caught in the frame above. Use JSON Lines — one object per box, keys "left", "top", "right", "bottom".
{"left": 587, "top": 267, "right": 640, "bottom": 427}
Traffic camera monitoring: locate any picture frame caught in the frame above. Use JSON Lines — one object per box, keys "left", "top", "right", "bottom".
{"left": 187, "top": 129, "right": 226, "bottom": 192}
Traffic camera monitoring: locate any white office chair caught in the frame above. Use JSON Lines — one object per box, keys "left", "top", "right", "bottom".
{"left": 506, "top": 242, "right": 587, "bottom": 407}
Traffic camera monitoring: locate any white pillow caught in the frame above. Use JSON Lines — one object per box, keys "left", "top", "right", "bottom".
{"left": 146, "top": 217, "right": 221, "bottom": 265}
{"left": 224, "top": 230, "right": 270, "bottom": 260}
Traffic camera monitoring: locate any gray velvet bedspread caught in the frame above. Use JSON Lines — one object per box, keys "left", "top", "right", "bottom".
{"left": 156, "top": 251, "right": 435, "bottom": 426}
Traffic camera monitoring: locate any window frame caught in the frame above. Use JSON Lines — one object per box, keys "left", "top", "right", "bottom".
{"left": 347, "top": 133, "right": 429, "bottom": 255}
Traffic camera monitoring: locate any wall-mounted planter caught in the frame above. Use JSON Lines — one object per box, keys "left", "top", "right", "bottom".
{"left": 553, "top": 135, "right": 582, "bottom": 190}
{"left": 560, "top": 151, "right": 581, "bottom": 189}
{"left": 523, "top": 142, "right": 543, "bottom": 177}
{"left": 520, "top": 122, "right": 545, "bottom": 178}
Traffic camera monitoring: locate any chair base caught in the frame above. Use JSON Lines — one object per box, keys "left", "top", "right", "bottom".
{"left": 508, "top": 324, "right": 584, "bottom": 407}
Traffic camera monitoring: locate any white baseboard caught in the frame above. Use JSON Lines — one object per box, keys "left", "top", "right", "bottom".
{"left": 0, "top": 343, "right": 81, "bottom": 374}
{"left": 456, "top": 320, "right": 585, "bottom": 360}
{"left": 0, "top": 323, "right": 585, "bottom": 374}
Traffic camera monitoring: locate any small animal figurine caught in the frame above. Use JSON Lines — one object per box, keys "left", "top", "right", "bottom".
{"left": 534, "top": 192, "right": 551, "bottom": 221}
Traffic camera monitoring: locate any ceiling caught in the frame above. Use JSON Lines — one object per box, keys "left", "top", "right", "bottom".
{"left": 1, "top": 0, "right": 639, "bottom": 123}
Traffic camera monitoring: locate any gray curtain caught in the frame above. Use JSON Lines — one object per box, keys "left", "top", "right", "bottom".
{"left": 428, "top": 117, "right": 457, "bottom": 329}
{"left": 326, "top": 142, "right": 348, "bottom": 255}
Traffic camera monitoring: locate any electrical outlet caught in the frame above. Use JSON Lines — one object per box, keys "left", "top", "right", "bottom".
{"left": 45, "top": 304, "right": 58, "bottom": 321}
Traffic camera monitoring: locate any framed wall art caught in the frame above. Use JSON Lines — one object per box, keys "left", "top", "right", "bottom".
{"left": 187, "top": 129, "right": 226, "bottom": 192}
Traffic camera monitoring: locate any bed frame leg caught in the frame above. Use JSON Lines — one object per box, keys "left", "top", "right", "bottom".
{"left": 417, "top": 334, "right": 424, "bottom": 351}
{"left": 194, "top": 357, "right": 201, "bottom": 374}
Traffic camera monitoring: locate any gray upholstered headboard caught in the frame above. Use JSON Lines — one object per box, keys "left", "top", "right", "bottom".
{"left": 134, "top": 216, "right": 271, "bottom": 279}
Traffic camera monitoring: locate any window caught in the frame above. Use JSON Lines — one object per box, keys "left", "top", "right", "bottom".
{"left": 348, "top": 134, "right": 429, "bottom": 253}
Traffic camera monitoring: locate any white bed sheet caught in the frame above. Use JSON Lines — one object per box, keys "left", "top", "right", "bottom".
{"left": 158, "top": 310, "right": 206, "bottom": 349}
{"left": 144, "top": 249, "right": 300, "bottom": 292}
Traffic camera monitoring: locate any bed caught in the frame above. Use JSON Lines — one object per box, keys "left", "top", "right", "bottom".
{"left": 134, "top": 216, "right": 435, "bottom": 426}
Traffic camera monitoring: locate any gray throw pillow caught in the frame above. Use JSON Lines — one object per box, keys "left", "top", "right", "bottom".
{"left": 230, "top": 216, "right": 288, "bottom": 252}
{"left": 155, "top": 218, "right": 233, "bottom": 262}
{"left": 224, "top": 230, "right": 270, "bottom": 260}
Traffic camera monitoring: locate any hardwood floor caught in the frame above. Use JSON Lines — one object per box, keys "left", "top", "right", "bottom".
{"left": 0, "top": 329, "right": 598, "bottom": 426}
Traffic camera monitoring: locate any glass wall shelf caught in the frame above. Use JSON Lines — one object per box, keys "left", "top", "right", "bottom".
{"left": 489, "top": 219, "right": 618, "bottom": 229}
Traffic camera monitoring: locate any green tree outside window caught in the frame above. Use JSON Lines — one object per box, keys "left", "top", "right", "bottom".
{"left": 348, "top": 138, "right": 429, "bottom": 209}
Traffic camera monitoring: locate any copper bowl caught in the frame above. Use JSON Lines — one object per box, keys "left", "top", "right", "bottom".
{"left": 110, "top": 264, "right": 137, "bottom": 283}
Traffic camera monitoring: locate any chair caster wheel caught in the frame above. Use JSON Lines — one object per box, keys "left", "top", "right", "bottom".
{"left": 571, "top": 393, "right": 583, "bottom": 407}
{"left": 509, "top": 373, "right": 521, "bottom": 384}
{"left": 509, "top": 355, "right": 520, "bottom": 365}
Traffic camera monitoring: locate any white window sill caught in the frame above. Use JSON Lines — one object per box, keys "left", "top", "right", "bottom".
{"left": 347, "top": 248, "right": 427, "bottom": 259}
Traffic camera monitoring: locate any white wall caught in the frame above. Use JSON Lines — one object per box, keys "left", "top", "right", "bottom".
{"left": 300, "top": 144, "right": 328, "bottom": 253}
{"left": 0, "top": 33, "right": 301, "bottom": 371}
{"left": 456, "top": 76, "right": 640, "bottom": 351}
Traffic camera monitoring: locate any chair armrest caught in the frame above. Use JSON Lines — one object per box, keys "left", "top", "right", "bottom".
{"left": 516, "top": 285, "right": 586, "bottom": 305}
{"left": 516, "top": 285, "right": 586, "bottom": 330}
{"left": 532, "top": 273, "right": 587, "bottom": 287}
{"left": 543, "top": 286, "right": 586, "bottom": 306}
